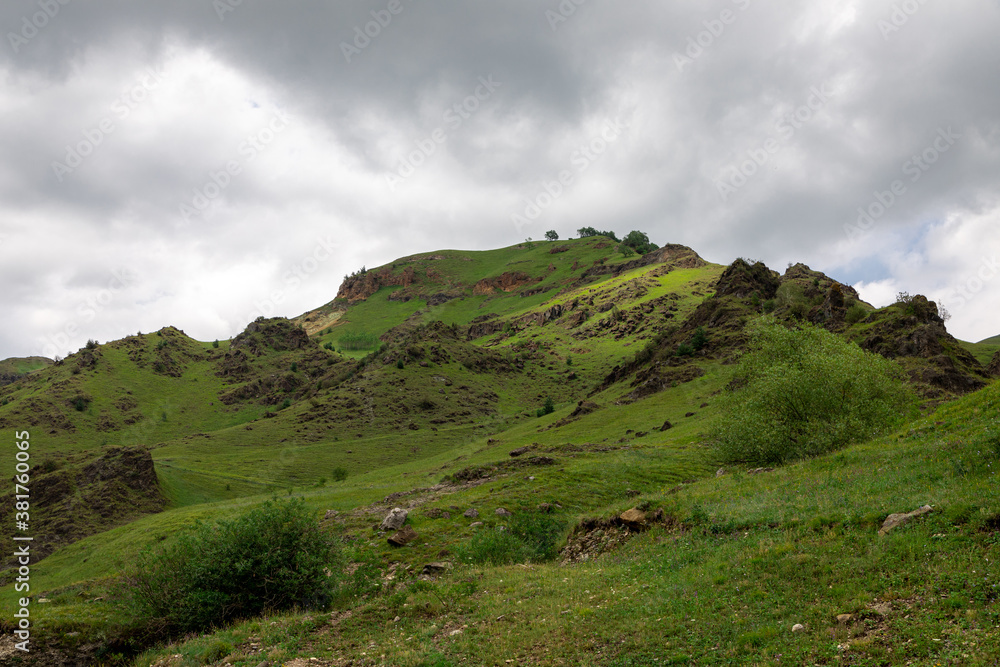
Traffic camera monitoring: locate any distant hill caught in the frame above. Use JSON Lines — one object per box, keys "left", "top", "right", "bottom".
{"left": 0, "top": 355, "right": 52, "bottom": 386}
{"left": 977, "top": 334, "right": 1000, "bottom": 345}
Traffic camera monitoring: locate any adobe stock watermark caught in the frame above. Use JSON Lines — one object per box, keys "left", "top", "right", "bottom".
{"left": 715, "top": 81, "right": 834, "bottom": 202}
{"left": 178, "top": 110, "right": 291, "bottom": 224}
{"left": 545, "top": 0, "right": 587, "bottom": 31}
{"left": 844, "top": 126, "right": 960, "bottom": 242}
{"left": 212, "top": 0, "right": 244, "bottom": 21}
{"left": 7, "top": 0, "right": 71, "bottom": 54}
{"left": 340, "top": 0, "right": 414, "bottom": 63}
{"left": 942, "top": 255, "right": 999, "bottom": 310}
{"left": 36, "top": 268, "right": 139, "bottom": 359}
{"left": 510, "top": 118, "right": 625, "bottom": 235}
{"left": 384, "top": 75, "right": 501, "bottom": 191}
{"left": 244, "top": 235, "right": 339, "bottom": 322}
{"left": 674, "top": 0, "right": 752, "bottom": 72}
{"left": 51, "top": 66, "right": 167, "bottom": 183}
{"left": 877, "top": 0, "right": 931, "bottom": 40}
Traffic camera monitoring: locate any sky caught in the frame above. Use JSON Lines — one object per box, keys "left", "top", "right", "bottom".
{"left": 1, "top": 0, "right": 999, "bottom": 360}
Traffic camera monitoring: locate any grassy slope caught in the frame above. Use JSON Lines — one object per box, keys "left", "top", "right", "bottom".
{"left": 127, "top": 372, "right": 998, "bottom": 666}
{"left": 961, "top": 338, "right": 1000, "bottom": 367}
{"left": 0, "top": 356, "right": 52, "bottom": 375}
{"left": 3, "top": 241, "right": 999, "bottom": 664}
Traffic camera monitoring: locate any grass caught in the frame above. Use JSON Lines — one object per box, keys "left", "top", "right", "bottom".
{"left": 2, "top": 239, "right": 998, "bottom": 664}
{"left": 126, "top": 380, "right": 1000, "bottom": 666}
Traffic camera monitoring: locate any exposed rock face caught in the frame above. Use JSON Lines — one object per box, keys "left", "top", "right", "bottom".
{"left": 714, "top": 258, "right": 781, "bottom": 300}
{"left": 988, "top": 349, "right": 1000, "bottom": 377}
{"left": 0, "top": 446, "right": 165, "bottom": 567}
{"left": 473, "top": 271, "right": 538, "bottom": 295}
{"left": 231, "top": 317, "right": 312, "bottom": 355}
{"left": 577, "top": 243, "right": 706, "bottom": 282}
{"left": 337, "top": 266, "right": 417, "bottom": 303}
{"left": 858, "top": 296, "right": 988, "bottom": 395}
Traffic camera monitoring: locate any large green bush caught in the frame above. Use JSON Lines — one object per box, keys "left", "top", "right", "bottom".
{"left": 120, "top": 498, "right": 339, "bottom": 634}
{"left": 711, "top": 318, "right": 916, "bottom": 464}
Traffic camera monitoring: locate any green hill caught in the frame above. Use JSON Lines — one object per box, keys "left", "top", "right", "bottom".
{"left": 0, "top": 238, "right": 997, "bottom": 665}
{"left": 0, "top": 356, "right": 52, "bottom": 386}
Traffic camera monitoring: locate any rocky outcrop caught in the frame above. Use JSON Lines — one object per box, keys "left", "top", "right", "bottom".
{"left": 988, "top": 349, "right": 1000, "bottom": 377}
{"left": 857, "top": 296, "right": 988, "bottom": 395}
{"left": 337, "top": 266, "right": 417, "bottom": 303}
{"left": 473, "top": 271, "right": 538, "bottom": 295}
{"left": 577, "top": 243, "right": 706, "bottom": 283}
{"left": 0, "top": 446, "right": 165, "bottom": 568}
{"left": 231, "top": 317, "right": 312, "bottom": 355}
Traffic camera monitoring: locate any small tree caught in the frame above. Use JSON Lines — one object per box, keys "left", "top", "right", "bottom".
{"left": 545, "top": 230, "right": 559, "bottom": 241}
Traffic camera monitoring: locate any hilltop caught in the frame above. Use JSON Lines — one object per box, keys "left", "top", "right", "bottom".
{"left": 0, "top": 236, "right": 997, "bottom": 665}
{"left": 0, "top": 356, "right": 52, "bottom": 386}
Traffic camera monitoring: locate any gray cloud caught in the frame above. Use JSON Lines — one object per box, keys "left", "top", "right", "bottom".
{"left": 1, "top": 0, "right": 999, "bottom": 358}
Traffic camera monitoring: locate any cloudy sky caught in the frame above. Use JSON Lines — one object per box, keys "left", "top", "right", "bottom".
{"left": 2, "top": 0, "right": 999, "bottom": 359}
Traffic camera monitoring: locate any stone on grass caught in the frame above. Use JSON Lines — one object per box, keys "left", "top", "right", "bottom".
{"left": 380, "top": 507, "right": 408, "bottom": 532}
{"left": 878, "top": 505, "right": 932, "bottom": 535}
{"left": 388, "top": 525, "right": 418, "bottom": 547}
{"left": 620, "top": 508, "right": 647, "bottom": 529}
{"left": 423, "top": 562, "right": 452, "bottom": 575}
{"left": 791, "top": 623, "right": 806, "bottom": 633}
{"left": 463, "top": 508, "right": 479, "bottom": 518}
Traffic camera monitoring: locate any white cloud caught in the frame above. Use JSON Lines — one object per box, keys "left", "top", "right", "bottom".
{"left": 1, "top": 0, "right": 998, "bottom": 356}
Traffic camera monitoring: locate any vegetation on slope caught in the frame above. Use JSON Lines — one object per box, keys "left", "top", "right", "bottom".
{"left": 0, "top": 236, "right": 997, "bottom": 664}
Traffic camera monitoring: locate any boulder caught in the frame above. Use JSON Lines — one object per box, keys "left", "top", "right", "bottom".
{"left": 620, "top": 508, "right": 647, "bottom": 529}
{"left": 495, "top": 507, "right": 513, "bottom": 517}
{"left": 463, "top": 508, "right": 479, "bottom": 518}
{"left": 388, "top": 525, "right": 418, "bottom": 547}
{"left": 878, "top": 505, "right": 933, "bottom": 535}
{"left": 380, "top": 507, "right": 408, "bottom": 532}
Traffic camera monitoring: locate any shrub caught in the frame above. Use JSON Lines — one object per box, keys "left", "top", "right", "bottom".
{"left": 332, "top": 466, "right": 348, "bottom": 482}
{"left": 71, "top": 395, "right": 91, "bottom": 412}
{"left": 212, "top": 340, "right": 220, "bottom": 349}
{"left": 323, "top": 341, "right": 335, "bottom": 351}
{"left": 536, "top": 396, "right": 555, "bottom": 417}
{"left": 280, "top": 398, "right": 292, "bottom": 410}
{"left": 454, "top": 513, "right": 565, "bottom": 565}
{"left": 691, "top": 326, "right": 708, "bottom": 351}
{"left": 290, "top": 362, "right": 298, "bottom": 372}
{"left": 119, "top": 498, "right": 339, "bottom": 634}
{"left": 710, "top": 318, "right": 916, "bottom": 465}
{"left": 545, "top": 230, "right": 559, "bottom": 241}
{"left": 396, "top": 359, "right": 404, "bottom": 369}
{"left": 845, "top": 301, "right": 868, "bottom": 325}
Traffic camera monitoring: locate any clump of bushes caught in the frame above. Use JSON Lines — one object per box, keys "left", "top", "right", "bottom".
{"left": 711, "top": 318, "right": 916, "bottom": 464}
{"left": 536, "top": 396, "right": 555, "bottom": 417}
{"left": 118, "top": 498, "right": 339, "bottom": 635}
{"left": 845, "top": 301, "right": 868, "bottom": 324}
{"left": 453, "top": 512, "right": 566, "bottom": 565}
